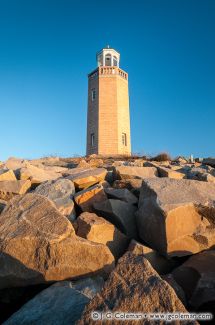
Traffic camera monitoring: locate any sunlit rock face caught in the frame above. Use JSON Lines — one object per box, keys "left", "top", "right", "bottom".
{"left": 35, "top": 178, "right": 76, "bottom": 219}
{"left": 137, "top": 178, "right": 215, "bottom": 257}
{"left": 75, "top": 212, "right": 129, "bottom": 259}
{"left": 0, "top": 193, "right": 114, "bottom": 289}
{"left": 77, "top": 251, "right": 191, "bottom": 325}
{"left": 74, "top": 184, "right": 107, "bottom": 212}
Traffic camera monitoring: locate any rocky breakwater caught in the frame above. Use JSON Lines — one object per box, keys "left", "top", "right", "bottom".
{"left": 0, "top": 155, "right": 214, "bottom": 324}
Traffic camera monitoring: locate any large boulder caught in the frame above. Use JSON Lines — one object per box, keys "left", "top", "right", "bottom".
{"left": 74, "top": 184, "right": 107, "bottom": 212}
{"left": 172, "top": 250, "right": 215, "bottom": 309}
{"left": 0, "top": 200, "right": 6, "bottom": 213}
{"left": 4, "top": 157, "right": 27, "bottom": 170}
{"left": 77, "top": 160, "right": 91, "bottom": 168}
{"left": 202, "top": 158, "right": 215, "bottom": 167}
{"left": 133, "top": 159, "right": 147, "bottom": 167}
{"left": 128, "top": 240, "right": 178, "bottom": 275}
{"left": 29, "top": 157, "right": 69, "bottom": 169}
{"left": 114, "top": 166, "right": 158, "bottom": 179}
{"left": 0, "top": 169, "right": 16, "bottom": 181}
{"left": 157, "top": 166, "right": 185, "bottom": 179}
{"left": 162, "top": 274, "right": 187, "bottom": 306}
{"left": 211, "top": 168, "right": 215, "bottom": 177}
{"left": 75, "top": 212, "right": 129, "bottom": 259}
{"left": 187, "top": 167, "right": 215, "bottom": 183}
{"left": 104, "top": 188, "right": 138, "bottom": 205}
{"left": 64, "top": 168, "right": 107, "bottom": 190}
{"left": 0, "top": 180, "right": 31, "bottom": 200}
{"left": 4, "top": 277, "right": 104, "bottom": 325}
{"left": 77, "top": 251, "right": 190, "bottom": 325}
{"left": 35, "top": 178, "right": 75, "bottom": 219}
{"left": 88, "top": 158, "right": 104, "bottom": 168}
{"left": 19, "top": 163, "right": 60, "bottom": 185}
{"left": 143, "top": 161, "right": 159, "bottom": 168}
{"left": 113, "top": 178, "right": 143, "bottom": 197}
{"left": 42, "top": 165, "right": 69, "bottom": 174}
{"left": 174, "top": 156, "right": 188, "bottom": 164}
{"left": 94, "top": 199, "right": 137, "bottom": 239}
{"left": 137, "top": 178, "right": 215, "bottom": 257}
{"left": 0, "top": 284, "right": 49, "bottom": 324}
{"left": 0, "top": 193, "right": 114, "bottom": 289}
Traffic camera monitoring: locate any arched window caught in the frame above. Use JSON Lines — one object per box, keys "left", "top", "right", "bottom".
{"left": 113, "top": 56, "right": 118, "bottom": 67}
{"left": 105, "top": 54, "right": 111, "bottom": 66}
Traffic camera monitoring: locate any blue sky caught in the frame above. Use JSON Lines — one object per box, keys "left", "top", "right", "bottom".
{"left": 0, "top": 0, "right": 214, "bottom": 160}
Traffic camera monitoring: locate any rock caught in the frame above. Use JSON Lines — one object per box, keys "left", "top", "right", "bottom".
{"left": 88, "top": 158, "right": 104, "bottom": 168}
{"left": 137, "top": 178, "right": 215, "bottom": 257}
{"left": 113, "top": 178, "right": 142, "bottom": 197}
{"left": 113, "top": 178, "right": 143, "bottom": 191}
{"left": 0, "top": 180, "right": 31, "bottom": 200}
{"left": 19, "top": 163, "right": 60, "bottom": 185}
{"left": 202, "top": 158, "right": 215, "bottom": 167}
{"left": 75, "top": 212, "right": 129, "bottom": 259}
{"left": 0, "top": 193, "right": 114, "bottom": 289}
{"left": 42, "top": 165, "right": 69, "bottom": 174}
{"left": 87, "top": 154, "right": 100, "bottom": 159}
{"left": 77, "top": 160, "right": 91, "bottom": 168}
{"left": 143, "top": 161, "right": 159, "bottom": 168}
{"left": 198, "top": 173, "right": 215, "bottom": 183}
{"left": 32, "top": 156, "right": 60, "bottom": 165}
{"left": 133, "top": 159, "right": 147, "bottom": 167}
{"left": 157, "top": 166, "right": 185, "bottom": 179}
{"left": 112, "top": 160, "right": 125, "bottom": 167}
{"left": 211, "top": 168, "right": 215, "bottom": 177}
{"left": 64, "top": 168, "right": 107, "bottom": 190}
{"left": 30, "top": 157, "right": 69, "bottom": 168}
{"left": 74, "top": 184, "right": 107, "bottom": 212}
{"left": 162, "top": 274, "right": 187, "bottom": 306}
{"left": 4, "top": 157, "right": 27, "bottom": 170}
{"left": 0, "top": 284, "right": 49, "bottom": 324}
{"left": 98, "top": 180, "right": 110, "bottom": 188}
{"left": 128, "top": 240, "right": 178, "bottom": 275}
{"left": 173, "top": 156, "right": 188, "bottom": 164}
{"left": 104, "top": 188, "right": 138, "bottom": 205}
{"left": 195, "top": 158, "right": 203, "bottom": 163}
{"left": 0, "top": 200, "right": 6, "bottom": 213}
{"left": 114, "top": 166, "right": 158, "bottom": 179}
{"left": 0, "top": 169, "right": 16, "bottom": 181}
{"left": 4, "top": 277, "right": 104, "bottom": 325}
{"left": 170, "top": 165, "right": 186, "bottom": 171}
{"left": 105, "top": 170, "right": 114, "bottom": 184}
{"left": 187, "top": 167, "right": 215, "bottom": 183}
{"left": 77, "top": 251, "right": 190, "bottom": 325}
{"left": 172, "top": 250, "right": 215, "bottom": 308}
{"left": 35, "top": 178, "right": 76, "bottom": 219}
{"left": 94, "top": 199, "right": 137, "bottom": 238}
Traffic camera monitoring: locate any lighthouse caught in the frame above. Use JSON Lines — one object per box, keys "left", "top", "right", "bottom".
{"left": 86, "top": 46, "right": 131, "bottom": 156}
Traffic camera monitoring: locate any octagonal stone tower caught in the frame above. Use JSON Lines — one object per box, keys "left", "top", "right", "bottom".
{"left": 86, "top": 46, "right": 131, "bottom": 156}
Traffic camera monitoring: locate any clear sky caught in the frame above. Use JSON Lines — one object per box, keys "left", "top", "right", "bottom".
{"left": 0, "top": 0, "right": 214, "bottom": 161}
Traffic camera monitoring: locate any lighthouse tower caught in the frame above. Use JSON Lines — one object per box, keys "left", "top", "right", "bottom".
{"left": 86, "top": 46, "right": 131, "bottom": 156}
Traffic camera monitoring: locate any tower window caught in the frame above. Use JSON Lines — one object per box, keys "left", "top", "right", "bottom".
{"left": 105, "top": 54, "right": 111, "bottom": 66}
{"left": 91, "top": 133, "right": 95, "bottom": 146}
{"left": 122, "top": 133, "right": 127, "bottom": 146}
{"left": 113, "top": 56, "right": 118, "bottom": 67}
{"left": 91, "top": 89, "right": 96, "bottom": 101}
